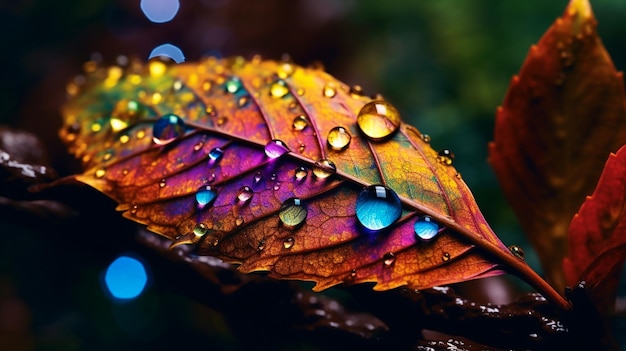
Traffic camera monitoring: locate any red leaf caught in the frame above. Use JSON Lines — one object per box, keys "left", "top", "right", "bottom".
{"left": 563, "top": 145, "right": 626, "bottom": 314}
{"left": 59, "top": 57, "right": 566, "bottom": 307}
{"left": 489, "top": 0, "right": 626, "bottom": 291}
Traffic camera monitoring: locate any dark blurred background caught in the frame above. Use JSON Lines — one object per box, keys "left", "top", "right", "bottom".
{"left": 2, "top": 0, "right": 626, "bottom": 349}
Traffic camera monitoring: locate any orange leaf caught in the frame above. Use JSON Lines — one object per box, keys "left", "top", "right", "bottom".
{"left": 489, "top": 0, "right": 626, "bottom": 292}
{"left": 60, "top": 56, "right": 566, "bottom": 307}
{"left": 563, "top": 145, "right": 626, "bottom": 315}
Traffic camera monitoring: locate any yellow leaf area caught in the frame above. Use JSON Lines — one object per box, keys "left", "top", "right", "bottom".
{"left": 61, "top": 55, "right": 523, "bottom": 294}
{"left": 489, "top": 0, "right": 626, "bottom": 292}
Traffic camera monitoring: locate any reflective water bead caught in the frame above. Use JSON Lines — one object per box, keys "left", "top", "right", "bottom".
{"left": 509, "top": 245, "right": 525, "bottom": 260}
{"left": 208, "top": 147, "right": 224, "bottom": 164}
{"left": 153, "top": 114, "right": 186, "bottom": 145}
{"left": 270, "top": 173, "right": 277, "bottom": 181}
{"left": 273, "top": 182, "right": 281, "bottom": 191}
{"left": 265, "top": 140, "right": 290, "bottom": 158}
{"left": 294, "top": 166, "right": 308, "bottom": 181}
{"left": 277, "top": 62, "right": 295, "bottom": 79}
{"left": 383, "top": 252, "right": 396, "bottom": 267}
{"left": 235, "top": 216, "right": 244, "bottom": 227}
{"left": 195, "top": 185, "right": 218, "bottom": 209}
{"left": 327, "top": 126, "right": 351, "bottom": 151}
{"left": 257, "top": 239, "right": 266, "bottom": 251}
{"left": 421, "top": 134, "right": 431, "bottom": 143}
{"left": 159, "top": 179, "right": 166, "bottom": 188}
{"left": 349, "top": 85, "right": 364, "bottom": 96}
{"left": 437, "top": 149, "right": 455, "bottom": 165}
{"left": 236, "top": 186, "right": 253, "bottom": 203}
{"left": 323, "top": 83, "right": 337, "bottom": 98}
{"left": 355, "top": 185, "right": 402, "bottom": 231}
{"left": 414, "top": 216, "right": 441, "bottom": 241}
{"left": 224, "top": 76, "right": 242, "bottom": 93}
{"left": 283, "top": 237, "right": 295, "bottom": 249}
{"left": 270, "top": 80, "right": 289, "bottom": 98}
{"left": 313, "top": 159, "right": 336, "bottom": 179}
{"left": 119, "top": 134, "right": 130, "bottom": 144}
{"left": 292, "top": 115, "right": 308, "bottom": 131}
{"left": 193, "top": 141, "right": 204, "bottom": 151}
{"left": 216, "top": 116, "right": 228, "bottom": 126}
{"left": 238, "top": 95, "right": 249, "bottom": 107}
{"left": 205, "top": 104, "right": 217, "bottom": 117}
{"left": 193, "top": 223, "right": 209, "bottom": 237}
{"left": 442, "top": 252, "right": 451, "bottom": 262}
{"left": 95, "top": 168, "right": 106, "bottom": 178}
{"left": 356, "top": 100, "right": 401, "bottom": 140}
{"left": 279, "top": 197, "right": 307, "bottom": 228}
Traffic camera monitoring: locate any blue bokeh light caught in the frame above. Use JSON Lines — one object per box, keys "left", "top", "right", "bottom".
{"left": 149, "top": 43, "right": 185, "bottom": 63}
{"left": 140, "top": 0, "right": 180, "bottom": 23}
{"left": 104, "top": 255, "right": 148, "bottom": 300}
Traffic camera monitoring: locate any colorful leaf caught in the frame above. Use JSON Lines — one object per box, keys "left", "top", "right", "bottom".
{"left": 488, "top": 0, "right": 626, "bottom": 291}
{"left": 60, "top": 56, "right": 565, "bottom": 306}
{"left": 563, "top": 145, "right": 626, "bottom": 315}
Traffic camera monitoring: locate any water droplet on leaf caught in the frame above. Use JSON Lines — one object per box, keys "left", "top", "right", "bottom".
{"left": 236, "top": 186, "right": 253, "bottom": 203}
{"left": 349, "top": 85, "right": 364, "bottom": 96}
{"left": 414, "top": 216, "right": 441, "bottom": 241}
{"left": 294, "top": 166, "right": 308, "bottom": 181}
{"left": 292, "top": 115, "right": 308, "bottom": 131}
{"left": 270, "top": 80, "right": 289, "bottom": 98}
{"left": 279, "top": 197, "right": 307, "bottom": 228}
{"left": 95, "top": 168, "right": 106, "bottom": 178}
{"left": 355, "top": 185, "right": 402, "bottom": 231}
{"left": 193, "top": 223, "right": 209, "bottom": 237}
{"left": 327, "top": 126, "right": 351, "bottom": 151}
{"left": 323, "top": 83, "right": 337, "bottom": 98}
{"left": 383, "top": 252, "right": 396, "bottom": 267}
{"left": 265, "top": 140, "right": 290, "bottom": 158}
{"left": 254, "top": 171, "right": 263, "bottom": 184}
{"left": 193, "top": 141, "right": 204, "bottom": 151}
{"left": 277, "top": 63, "right": 294, "bottom": 79}
{"left": 159, "top": 179, "right": 166, "bottom": 188}
{"left": 283, "top": 237, "right": 294, "bottom": 249}
{"left": 225, "top": 76, "right": 242, "bottom": 93}
{"left": 238, "top": 95, "right": 249, "bottom": 107}
{"left": 357, "top": 100, "right": 401, "bottom": 140}
{"left": 153, "top": 114, "right": 186, "bottom": 145}
{"left": 421, "top": 134, "right": 431, "bottom": 143}
{"left": 216, "top": 116, "right": 228, "bottom": 126}
{"left": 442, "top": 252, "right": 451, "bottom": 262}
{"left": 195, "top": 185, "right": 217, "bottom": 209}
{"left": 509, "top": 245, "right": 525, "bottom": 260}
{"left": 235, "top": 216, "right": 244, "bottom": 227}
{"left": 208, "top": 147, "right": 224, "bottom": 164}
{"left": 313, "top": 159, "right": 336, "bottom": 179}
{"left": 437, "top": 149, "right": 454, "bottom": 165}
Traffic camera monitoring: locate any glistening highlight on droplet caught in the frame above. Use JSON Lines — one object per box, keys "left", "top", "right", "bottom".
{"left": 152, "top": 113, "right": 186, "bottom": 145}
{"left": 355, "top": 185, "right": 402, "bottom": 231}
{"left": 413, "top": 215, "right": 441, "bottom": 241}
{"left": 148, "top": 43, "right": 185, "bottom": 64}
{"left": 140, "top": 0, "right": 180, "bottom": 23}
{"left": 104, "top": 255, "right": 148, "bottom": 300}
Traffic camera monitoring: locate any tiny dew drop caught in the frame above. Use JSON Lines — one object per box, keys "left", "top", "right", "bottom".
{"left": 350, "top": 269, "right": 357, "bottom": 278}
{"left": 283, "top": 237, "right": 295, "bottom": 249}
{"left": 327, "top": 126, "right": 351, "bottom": 151}
{"left": 236, "top": 186, "right": 253, "bottom": 203}
{"left": 265, "top": 140, "right": 290, "bottom": 159}
{"left": 349, "top": 85, "right": 364, "bottom": 96}
{"left": 509, "top": 245, "right": 525, "bottom": 260}
{"left": 323, "top": 83, "right": 337, "bottom": 98}
{"left": 421, "top": 134, "right": 431, "bottom": 143}
{"left": 414, "top": 216, "right": 441, "bottom": 241}
{"left": 294, "top": 166, "right": 308, "bottom": 181}
{"left": 355, "top": 185, "right": 401, "bottom": 231}
{"left": 238, "top": 95, "right": 249, "bottom": 107}
{"left": 159, "top": 179, "right": 166, "bottom": 188}
{"left": 437, "top": 149, "right": 455, "bottom": 165}
{"left": 193, "top": 223, "right": 209, "bottom": 237}
{"left": 270, "top": 80, "right": 289, "bottom": 98}
{"left": 356, "top": 100, "right": 401, "bottom": 140}
{"left": 277, "top": 62, "right": 295, "bottom": 79}
{"left": 298, "top": 143, "right": 305, "bottom": 153}
{"left": 442, "top": 252, "right": 451, "bottom": 262}
{"left": 383, "top": 252, "right": 396, "bottom": 267}
{"left": 279, "top": 197, "right": 307, "bottom": 228}
{"left": 195, "top": 185, "right": 218, "bottom": 209}
{"left": 235, "top": 216, "right": 244, "bottom": 227}
{"left": 270, "top": 173, "right": 277, "bottom": 181}
{"left": 273, "top": 182, "right": 281, "bottom": 191}
{"left": 257, "top": 239, "right": 266, "bottom": 251}
{"left": 313, "top": 159, "right": 336, "bottom": 179}
{"left": 296, "top": 88, "right": 305, "bottom": 96}
{"left": 153, "top": 114, "right": 186, "bottom": 145}
{"left": 208, "top": 147, "right": 224, "bottom": 164}
{"left": 193, "top": 141, "right": 204, "bottom": 151}
{"left": 95, "top": 168, "right": 106, "bottom": 178}
{"left": 224, "top": 76, "right": 242, "bottom": 93}
{"left": 253, "top": 171, "right": 263, "bottom": 184}
{"left": 292, "top": 115, "right": 308, "bottom": 131}
{"left": 216, "top": 116, "right": 228, "bottom": 126}
{"left": 205, "top": 104, "right": 217, "bottom": 117}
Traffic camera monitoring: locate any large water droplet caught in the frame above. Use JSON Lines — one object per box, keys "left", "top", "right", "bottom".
{"left": 270, "top": 80, "right": 289, "bottom": 98}
{"left": 383, "top": 252, "right": 396, "bottom": 267}
{"left": 437, "top": 149, "right": 454, "bottom": 165}
{"left": 357, "top": 100, "right": 401, "bottom": 140}
{"left": 195, "top": 185, "right": 217, "bottom": 209}
{"left": 208, "top": 147, "right": 224, "bottom": 164}
{"left": 509, "top": 245, "right": 525, "bottom": 260}
{"left": 237, "top": 186, "right": 253, "bottom": 203}
{"left": 313, "top": 159, "right": 336, "bottom": 179}
{"left": 153, "top": 114, "right": 186, "bottom": 145}
{"left": 327, "top": 126, "right": 351, "bottom": 151}
{"left": 323, "top": 83, "right": 337, "bottom": 98}
{"left": 225, "top": 76, "right": 242, "bottom": 93}
{"left": 292, "top": 115, "right": 308, "bottom": 131}
{"left": 265, "top": 140, "right": 290, "bottom": 159}
{"left": 279, "top": 197, "right": 307, "bottom": 228}
{"left": 283, "top": 237, "right": 295, "bottom": 249}
{"left": 355, "top": 185, "right": 402, "bottom": 231}
{"left": 294, "top": 166, "right": 308, "bottom": 181}
{"left": 414, "top": 216, "right": 441, "bottom": 241}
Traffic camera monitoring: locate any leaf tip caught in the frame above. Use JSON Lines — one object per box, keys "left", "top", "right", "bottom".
{"left": 567, "top": 0, "right": 593, "bottom": 20}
